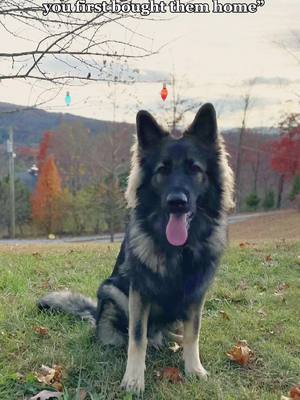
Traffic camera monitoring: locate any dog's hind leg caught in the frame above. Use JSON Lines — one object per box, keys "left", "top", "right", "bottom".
{"left": 183, "top": 302, "right": 208, "bottom": 379}
{"left": 96, "top": 300, "right": 126, "bottom": 346}
{"left": 121, "top": 287, "right": 150, "bottom": 395}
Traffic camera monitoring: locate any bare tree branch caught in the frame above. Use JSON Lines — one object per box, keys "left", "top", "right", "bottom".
{"left": 0, "top": 1, "right": 158, "bottom": 84}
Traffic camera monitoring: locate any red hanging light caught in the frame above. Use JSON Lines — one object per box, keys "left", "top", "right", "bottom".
{"left": 160, "top": 82, "right": 168, "bottom": 101}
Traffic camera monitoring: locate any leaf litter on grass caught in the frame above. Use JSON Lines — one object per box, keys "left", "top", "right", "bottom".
{"left": 226, "top": 340, "right": 254, "bottom": 366}
{"left": 281, "top": 385, "right": 300, "bottom": 400}
{"left": 35, "top": 365, "right": 63, "bottom": 392}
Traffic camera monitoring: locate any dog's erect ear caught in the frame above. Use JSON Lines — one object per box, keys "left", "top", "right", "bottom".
{"left": 136, "top": 110, "right": 165, "bottom": 150}
{"left": 188, "top": 103, "right": 217, "bottom": 144}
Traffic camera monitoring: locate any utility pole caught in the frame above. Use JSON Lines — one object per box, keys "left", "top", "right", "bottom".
{"left": 7, "top": 127, "right": 16, "bottom": 238}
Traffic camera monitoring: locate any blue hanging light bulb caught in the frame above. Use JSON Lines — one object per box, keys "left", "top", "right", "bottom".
{"left": 65, "top": 91, "right": 71, "bottom": 106}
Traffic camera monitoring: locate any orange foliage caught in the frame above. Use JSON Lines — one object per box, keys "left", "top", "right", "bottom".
{"left": 37, "top": 132, "right": 54, "bottom": 171}
{"left": 31, "top": 156, "right": 62, "bottom": 233}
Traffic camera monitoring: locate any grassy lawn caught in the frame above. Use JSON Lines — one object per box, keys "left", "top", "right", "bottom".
{"left": 0, "top": 240, "right": 299, "bottom": 399}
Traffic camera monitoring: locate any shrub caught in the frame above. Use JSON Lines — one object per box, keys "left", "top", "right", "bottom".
{"left": 245, "top": 193, "right": 260, "bottom": 211}
{"left": 262, "top": 190, "right": 275, "bottom": 210}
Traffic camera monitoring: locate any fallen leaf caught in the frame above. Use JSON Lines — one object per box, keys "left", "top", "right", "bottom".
{"left": 226, "top": 340, "right": 254, "bottom": 366}
{"left": 239, "top": 242, "right": 254, "bottom": 248}
{"left": 265, "top": 255, "right": 273, "bottom": 262}
{"left": 169, "top": 342, "right": 181, "bottom": 353}
{"left": 79, "top": 389, "right": 88, "bottom": 400}
{"left": 51, "top": 382, "right": 63, "bottom": 392}
{"left": 156, "top": 367, "right": 184, "bottom": 383}
{"left": 275, "top": 282, "right": 290, "bottom": 297}
{"left": 257, "top": 308, "right": 267, "bottom": 317}
{"left": 33, "top": 326, "right": 49, "bottom": 337}
{"left": 30, "top": 390, "right": 62, "bottom": 400}
{"left": 219, "top": 310, "right": 230, "bottom": 320}
{"left": 32, "top": 252, "right": 42, "bottom": 258}
{"left": 290, "top": 386, "right": 300, "bottom": 399}
{"left": 35, "top": 365, "right": 63, "bottom": 391}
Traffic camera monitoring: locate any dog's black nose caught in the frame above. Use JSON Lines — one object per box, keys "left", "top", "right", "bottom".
{"left": 167, "top": 192, "right": 188, "bottom": 213}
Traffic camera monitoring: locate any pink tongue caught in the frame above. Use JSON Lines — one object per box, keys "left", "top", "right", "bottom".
{"left": 166, "top": 213, "right": 188, "bottom": 246}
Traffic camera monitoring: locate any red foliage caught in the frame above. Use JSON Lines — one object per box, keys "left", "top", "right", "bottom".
{"left": 270, "top": 127, "right": 300, "bottom": 179}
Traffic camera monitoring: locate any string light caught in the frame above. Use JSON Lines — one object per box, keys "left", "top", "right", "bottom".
{"left": 160, "top": 83, "right": 168, "bottom": 101}
{"left": 65, "top": 91, "right": 71, "bottom": 106}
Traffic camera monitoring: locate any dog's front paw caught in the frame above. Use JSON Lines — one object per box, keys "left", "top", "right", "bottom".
{"left": 185, "top": 363, "right": 209, "bottom": 380}
{"left": 121, "top": 370, "right": 145, "bottom": 396}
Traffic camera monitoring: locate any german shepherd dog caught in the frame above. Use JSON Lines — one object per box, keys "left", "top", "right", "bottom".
{"left": 38, "top": 103, "right": 234, "bottom": 395}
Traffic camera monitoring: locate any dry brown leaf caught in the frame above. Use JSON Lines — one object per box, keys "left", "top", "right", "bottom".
{"left": 33, "top": 326, "right": 49, "bottom": 337}
{"left": 265, "top": 255, "right": 273, "bottom": 262}
{"left": 257, "top": 308, "right": 267, "bottom": 317}
{"left": 51, "top": 382, "right": 63, "bottom": 392}
{"left": 169, "top": 342, "right": 181, "bottom": 353}
{"left": 281, "top": 386, "right": 300, "bottom": 400}
{"left": 219, "top": 310, "right": 230, "bottom": 320}
{"left": 32, "top": 252, "right": 42, "bottom": 258}
{"left": 157, "top": 367, "right": 184, "bottom": 383}
{"left": 290, "top": 386, "right": 300, "bottom": 399}
{"left": 35, "top": 365, "right": 63, "bottom": 390}
{"left": 275, "top": 282, "right": 290, "bottom": 297}
{"left": 79, "top": 389, "right": 88, "bottom": 400}
{"left": 30, "top": 390, "right": 62, "bottom": 400}
{"left": 226, "top": 340, "right": 254, "bottom": 366}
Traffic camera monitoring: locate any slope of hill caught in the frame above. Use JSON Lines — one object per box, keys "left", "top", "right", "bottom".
{"left": 0, "top": 102, "right": 134, "bottom": 146}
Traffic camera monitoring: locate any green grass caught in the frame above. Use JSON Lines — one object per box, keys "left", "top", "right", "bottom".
{"left": 0, "top": 242, "right": 299, "bottom": 399}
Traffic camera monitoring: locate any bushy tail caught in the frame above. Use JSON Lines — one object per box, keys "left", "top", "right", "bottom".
{"left": 37, "top": 291, "right": 97, "bottom": 325}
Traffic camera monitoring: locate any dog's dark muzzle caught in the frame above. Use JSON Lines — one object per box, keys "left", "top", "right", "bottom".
{"left": 166, "top": 192, "right": 189, "bottom": 214}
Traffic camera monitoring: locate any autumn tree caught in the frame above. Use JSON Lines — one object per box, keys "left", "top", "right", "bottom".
{"left": 270, "top": 123, "right": 300, "bottom": 208}
{"left": 31, "top": 156, "right": 62, "bottom": 233}
{"left": 37, "top": 132, "right": 54, "bottom": 171}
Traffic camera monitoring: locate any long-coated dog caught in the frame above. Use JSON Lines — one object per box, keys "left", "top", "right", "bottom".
{"left": 38, "top": 103, "right": 234, "bottom": 395}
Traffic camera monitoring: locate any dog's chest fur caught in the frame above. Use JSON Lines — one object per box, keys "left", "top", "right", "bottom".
{"left": 127, "top": 241, "right": 218, "bottom": 323}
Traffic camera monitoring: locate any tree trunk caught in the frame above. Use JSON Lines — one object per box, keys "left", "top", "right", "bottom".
{"left": 253, "top": 153, "right": 260, "bottom": 194}
{"left": 276, "top": 174, "right": 284, "bottom": 209}
{"left": 235, "top": 95, "right": 251, "bottom": 212}
{"left": 109, "top": 218, "right": 114, "bottom": 243}
{"left": 235, "top": 127, "right": 244, "bottom": 212}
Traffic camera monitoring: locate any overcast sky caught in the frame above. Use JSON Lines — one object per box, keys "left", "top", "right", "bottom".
{"left": 0, "top": 0, "right": 300, "bottom": 129}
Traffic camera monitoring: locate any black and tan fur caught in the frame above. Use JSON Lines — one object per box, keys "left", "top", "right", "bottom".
{"left": 38, "top": 103, "right": 234, "bottom": 395}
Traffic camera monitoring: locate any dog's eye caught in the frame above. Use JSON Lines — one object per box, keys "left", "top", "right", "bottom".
{"left": 156, "top": 164, "right": 170, "bottom": 175}
{"left": 190, "top": 164, "right": 203, "bottom": 174}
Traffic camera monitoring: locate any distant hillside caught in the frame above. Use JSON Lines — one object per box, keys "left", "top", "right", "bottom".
{"left": 0, "top": 102, "right": 134, "bottom": 146}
